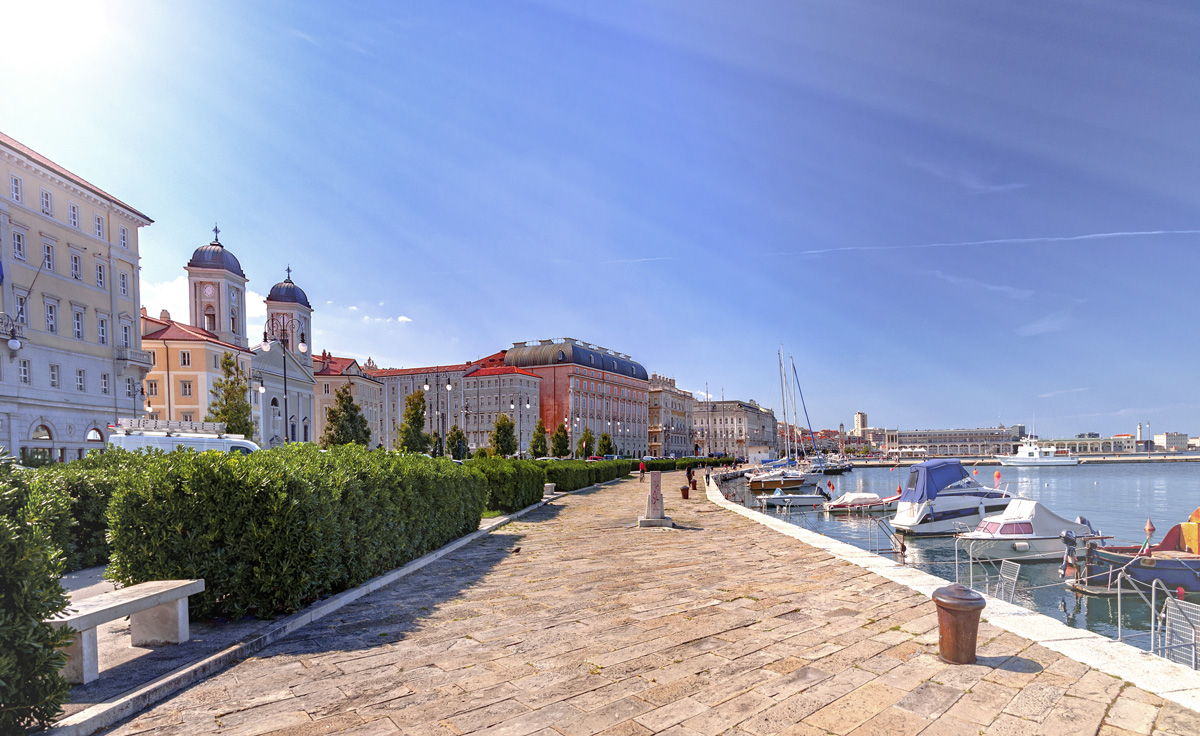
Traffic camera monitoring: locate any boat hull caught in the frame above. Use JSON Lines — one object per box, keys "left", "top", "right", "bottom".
{"left": 755, "top": 494, "right": 825, "bottom": 507}
{"left": 893, "top": 494, "right": 1013, "bottom": 536}
{"left": 1087, "top": 547, "right": 1200, "bottom": 592}
{"left": 996, "top": 457, "right": 1080, "bottom": 467}
{"left": 957, "top": 536, "right": 1064, "bottom": 561}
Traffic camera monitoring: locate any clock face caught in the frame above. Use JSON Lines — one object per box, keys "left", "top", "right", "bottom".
{"left": 203, "top": 284, "right": 214, "bottom": 297}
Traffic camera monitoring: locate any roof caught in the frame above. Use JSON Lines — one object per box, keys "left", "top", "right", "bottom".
{"left": 505, "top": 340, "right": 648, "bottom": 380}
{"left": 314, "top": 356, "right": 357, "bottom": 376}
{"left": 464, "top": 365, "right": 540, "bottom": 379}
{"left": 141, "top": 315, "right": 251, "bottom": 353}
{"left": 267, "top": 276, "right": 311, "bottom": 308}
{"left": 0, "top": 131, "right": 153, "bottom": 223}
{"left": 187, "top": 239, "right": 245, "bottom": 278}
{"left": 367, "top": 362, "right": 472, "bottom": 378}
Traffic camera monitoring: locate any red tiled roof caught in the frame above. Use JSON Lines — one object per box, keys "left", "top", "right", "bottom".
{"left": 315, "top": 356, "right": 358, "bottom": 376}
{"left": 0, "top": 131, "right": 153, "bottom": 223}
{"left": 366, "top": 362, "right": 473, "bottom": 378}
{"left": 141, "top": 317, "right": 251, "bottom": 353}
{"left": 466, "top": 366, "right": 540, "bottom": 379}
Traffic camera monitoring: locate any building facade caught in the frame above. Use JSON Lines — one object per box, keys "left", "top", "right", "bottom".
{"left": 694, "top": 399, "right": 777, "bottom": 459}
{"left": 141, "top": 308, "right": 253, "bottom": 426}
{"left": 1154, "top": 432, "right": 1188, "bottom": 452}
{"left": 0, "top": 132, "right": 153, "bottom": 461}
{"left": 648, "top": 374, "right": 694, "bottom": 458}
{"left": 504, "top": 338, "right": 649, "bottom": 457}
{"left": 313, "top": 352, "right": 384, "bottom": 445}
{"left": 370, "top": 362, "right": 471, "bottom": 450}
{"left": 852, "top": 411, "right": 868, "bottom": 437}
{"left": 252, "top": 272, "right": 315, "bottom": 446}
{"left": 884, "top": 426, "right": 1019, "bottom": 457}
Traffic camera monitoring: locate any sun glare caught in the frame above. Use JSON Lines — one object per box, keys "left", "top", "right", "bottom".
{"left": 0, "top": 1, "right": 118, "bottom": 74}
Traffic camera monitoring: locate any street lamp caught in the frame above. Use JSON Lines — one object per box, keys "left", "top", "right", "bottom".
{"left": 261, "top": 315, "right": 307, "bottom": 444}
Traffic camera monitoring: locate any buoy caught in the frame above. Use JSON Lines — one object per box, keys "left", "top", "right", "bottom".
{"left": 1178, "top": 587, "right": 1187, "bottom": 600}
{"left": 896, "top": 484, "right": 902, "bottom": 493}
{"left": 1145, "top": 518, "right": 1157, "bottom": 537}
{"left": 973, "top": 469, "right": 978, "bottom": 475}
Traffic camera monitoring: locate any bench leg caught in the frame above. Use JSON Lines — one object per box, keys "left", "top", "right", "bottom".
{"left": 62, "top": 627, "right": 98, "bottom": 685}
{"left": 131, "top": 598, "right": 189, "bottom": 647}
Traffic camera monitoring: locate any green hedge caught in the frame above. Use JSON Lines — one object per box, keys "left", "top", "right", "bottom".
{"left": 0, "top": 466, "right": 72, "bottom": 731}
{"left": 106, "top": 445, "right": 487, "bottom": 620}
{"left": 537, "top": 459, "right": 632, "bottom": 492}
{"left": 27, "top": 451, "right": 135, "bottom": 572}
{"left": 468, "top": 458, "right": 547, "bottom": 512}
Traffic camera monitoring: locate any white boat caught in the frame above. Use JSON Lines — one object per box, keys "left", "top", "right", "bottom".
{"left": 823, "top": 492, "right": 899, "bottom": 513}
{"left": 754, "top": 487, "right": 827, "bottom": 508}
{"left": 956, "top": 499, "right": 1098, "bottom": 560}
{"left": 747, "top": 467, "right": 822, "bottom": 491}
{"left": 892, "top": 459, "right": 1014, "bottom": 536}
{"left": 996, "top": 439, "right": 1079, "bottom": 467}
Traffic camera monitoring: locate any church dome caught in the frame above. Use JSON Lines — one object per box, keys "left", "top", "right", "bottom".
{"left": 187, "top": 234, "right": 245, "bottom": 277}
{"left": 267, "top": 271, "right": 311, "bottom": 309}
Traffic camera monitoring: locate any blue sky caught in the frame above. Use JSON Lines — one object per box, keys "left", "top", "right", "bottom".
{"left": 4, "top": 0, "right": 1199, "bottom": 437}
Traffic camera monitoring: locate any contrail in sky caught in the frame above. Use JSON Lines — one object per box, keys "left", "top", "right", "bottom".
{"left": 768, "top": 229, "right": 1200, "bottom": 257}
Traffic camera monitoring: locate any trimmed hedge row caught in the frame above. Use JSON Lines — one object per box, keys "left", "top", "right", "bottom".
{"left": 469, "top": 458, "right": 547, "bottom": 512}
{"left": 28, "top": 451, "right": 135, "bottom": 572}
{"left": 0, "top": 465, "right": 72, "bottom": 731}
{"left": 639, "top": 457, "right": 737, "bottom": 472}
{"left": 106, "top": 445, "right": 487, "bottom": 620}
{"left": 538, "top": 459, "right": 633, "bottom": 492}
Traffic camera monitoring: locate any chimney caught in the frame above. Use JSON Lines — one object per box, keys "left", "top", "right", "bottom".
{"left": 139, "top": 306, "right": 147, "bottom": 316}
{"left": 159, "top": 309, "right": 171, "bottom": 321}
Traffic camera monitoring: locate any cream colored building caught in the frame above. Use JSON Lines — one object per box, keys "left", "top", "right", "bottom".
{"left": 693, "top": 399, "right": 777, "bottom": 459}
{"left": 0, "top": 132, "right": 153, "bottom": 461}
{"left": 141, "top": 308, "right": 253, "bottom": 426}
{"left": 313, "top": 352, "right": 384, "bottom": 446}
{"left": 648, "top": 374, "right": 694, "bottom": 458}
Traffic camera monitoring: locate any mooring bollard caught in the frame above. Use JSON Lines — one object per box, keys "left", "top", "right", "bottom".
{"left": 543, "top": 483, "right": 556, "bottom": 496}
{"left": 931, "top": 584, "right": 986, "bottom": 664}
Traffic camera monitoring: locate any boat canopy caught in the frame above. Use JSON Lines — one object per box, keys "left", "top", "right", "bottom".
{"left": 898, "top": 459, "right": 972, "bottom": 504}
{"left": 988, "top": 499, "right": 1094, "bottom": 537}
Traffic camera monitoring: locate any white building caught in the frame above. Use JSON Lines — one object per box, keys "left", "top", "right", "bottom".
{"left": 649, "top": 374, "right": 694, "bottom": 458}
{"left": 251, "top": 272, "right": 315, "bottom": 446}
{"left": 1154, "top": 432, "right": 1188, "bottom": 452}
{"left": 693, "top": 399, "right": 777, "bottom": 459}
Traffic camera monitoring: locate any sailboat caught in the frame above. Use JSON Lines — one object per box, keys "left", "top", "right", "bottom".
{"left": 748, "top": 350, "right": 824, "bottom": 494}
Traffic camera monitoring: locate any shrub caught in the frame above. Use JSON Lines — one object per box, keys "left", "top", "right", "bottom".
{"left": 106, "top": 445, "right": 487, "bottom": 620}
{"left": 468, "top": 458, "right": 546, "bottom": 512}
{"left": 28, "top": 450, "right": 136, "bottom": 572}
{"left": 536, "top": 459, "right": 632, "bottom": 492}
{"left": 0, "top": 466, "right": 73, "bottom": 731}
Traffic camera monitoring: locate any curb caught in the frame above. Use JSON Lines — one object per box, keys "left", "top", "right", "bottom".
{"left": 702, "top": 475, "right": 1200, "bottom": 713}
{"left": 48, "top": 482, "right": 601, "bottom": 736}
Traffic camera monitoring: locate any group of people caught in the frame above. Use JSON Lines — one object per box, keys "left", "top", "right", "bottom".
{"left": 637, "top": 461, "right": 709, "bottom": 485}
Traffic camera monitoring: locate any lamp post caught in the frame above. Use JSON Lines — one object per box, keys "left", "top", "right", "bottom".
{"left": 510, "top": 395, "right": 529, "bottom": 457}
{"left": 462, "top": 399, "right": 471, "bottom": 457}
{"left": 261, "top": 316, "right": 307, "bottom": 444}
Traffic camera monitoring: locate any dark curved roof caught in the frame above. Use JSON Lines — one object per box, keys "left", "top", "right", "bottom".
{"left": 267, "top": 277, "right": 311, "bottom": 309}
{"left": 505, "top": 341, "right": 648, "bottom": 381}
{"left": 187, "top": 239, "right": 245, "bottom": 277}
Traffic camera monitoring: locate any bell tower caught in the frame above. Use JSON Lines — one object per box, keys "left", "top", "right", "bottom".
{"left": 264, "top": 267, "right": 314, "bottom": 370}
{"left": 184, "top": 225, "right": 249, "bottom": 349}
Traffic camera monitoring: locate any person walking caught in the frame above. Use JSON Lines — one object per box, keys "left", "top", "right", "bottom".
{"left": 685, "top": 465, "right": 694, "bottom": 485}
{"left": 639, "top": 460, "right": 646, "bottom": 483}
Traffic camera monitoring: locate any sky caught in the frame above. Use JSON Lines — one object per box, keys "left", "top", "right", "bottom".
{"left": 3, "top": 0, "right": 1199, "bottom": 438}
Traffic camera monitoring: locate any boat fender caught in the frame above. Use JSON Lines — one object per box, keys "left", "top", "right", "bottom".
{"left": 1139, "top": 557, "right": 1157, "bottom": 568}
{"left": 1013, "top": 541, "right": 1030, "bottom": 552}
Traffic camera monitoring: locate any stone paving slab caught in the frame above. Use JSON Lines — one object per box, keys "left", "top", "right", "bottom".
{"left": 98, "top": 473, "right": 1200, "bottom": 735}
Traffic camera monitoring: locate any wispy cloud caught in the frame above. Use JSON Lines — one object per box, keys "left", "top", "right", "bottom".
{"left": 768, "top": 229, "right": 1200, "bottom": 258}
{"left": 903, "top": 155, "right": 1025, "bottom": 194}
{"left": 1038, "top": 387, "right": 1089, "bottom": 399}
{"left": 1016, "top": 310, "right": 1073, "bottom": 337}
{"left": 924, "top": 270, "right": 1033, "bottom": 300}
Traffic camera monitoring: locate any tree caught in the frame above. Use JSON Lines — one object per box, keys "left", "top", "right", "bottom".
{"left": 528, "top": 418, "right": 548, "bottom": 458}
{"left": 551, "top": 423, "right": 569, "bottom": 457}
{"left": 576, "top": 427, "right": 595, "bottom": 458}
{"left": 205, "top": 351, "right": 254, "bottom": 438}
{"left": 491, "top": 413, "right": 517, "bottom": 456}
{"left": 396, "top": 390, "right": 429, "bottom": 453}
{"left": 321, "top": 383, "right": 371, "bottom": 447}
{"left": 446, "top": 424, "right": 468, "bottom": 460}
{"left": 597, "top": 432, "right": 614, "bottom": 456}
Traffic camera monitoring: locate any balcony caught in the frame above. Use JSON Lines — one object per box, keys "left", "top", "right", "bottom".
{"left": 117, "top": 347, "right": 154, "bottom": 368}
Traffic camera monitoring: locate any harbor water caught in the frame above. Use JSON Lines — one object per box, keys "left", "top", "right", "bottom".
{"left": 731, "top": 462, "right": 1200, "bottom": 652}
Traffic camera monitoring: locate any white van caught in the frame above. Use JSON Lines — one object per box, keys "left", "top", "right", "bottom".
{"left": 107, "top": 418, "right": 259, "bottom": 455}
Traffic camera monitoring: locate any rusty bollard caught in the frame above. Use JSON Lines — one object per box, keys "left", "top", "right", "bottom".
{"left": 931, "top": 584, "right": 986, "bottom": 664}
{"left": 690, "top": 479, "right": 697, "bottom": 491}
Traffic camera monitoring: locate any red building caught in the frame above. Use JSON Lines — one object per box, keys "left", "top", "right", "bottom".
{"left": 504, "top": 338, "right": 649, "bottom": 457}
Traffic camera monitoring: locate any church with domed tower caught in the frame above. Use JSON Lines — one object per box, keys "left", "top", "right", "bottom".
{"left": 253, "top": 268, "right": 316, "bottom": 446}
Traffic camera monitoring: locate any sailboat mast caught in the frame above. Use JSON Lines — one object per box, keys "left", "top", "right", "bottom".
{"left": 791, "top": 357, "right": 819, "bottom": 463}
{"left": 778, "top": 349, "right": 790, "bottom": 460}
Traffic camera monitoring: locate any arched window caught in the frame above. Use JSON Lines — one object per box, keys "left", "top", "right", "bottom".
{"left": 85, "top": 428, "right": 104, "bottom": 442}
{"left": 556, "top": 350, "right": 565, "bottom": 362}
{"left": 230, "top": 308, "right": 238, "bottom": 334}
{"left": 303, "top": 420, "right": 310, "bottom": 443}
{"left": 32, "top": 424, "right": 52, "bottom": 440}
{"left": 203, "top": 305, "right": 216, "bottom": 331}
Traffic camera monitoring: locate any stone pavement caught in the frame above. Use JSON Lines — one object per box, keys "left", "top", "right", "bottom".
{"left": 107, "top": 473, "right": 1200, "bottom": 736}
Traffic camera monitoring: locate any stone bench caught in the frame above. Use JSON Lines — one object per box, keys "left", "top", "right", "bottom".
{"left": 47, "top": 579, "right": 205, "bottom": 684}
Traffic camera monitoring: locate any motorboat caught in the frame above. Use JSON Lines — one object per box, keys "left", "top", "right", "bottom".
{"left": 823, "top": 491, "right": 899, "bottom": 514}
{"left": 1075, "top": 508, "right": 1200, "bottom": 592}
{"left": 754, "top": 487, "right": 828, "bottom": 508}
{"left": 956, "top": 499, "right": 1098, "bottom": 561}
{"left": 892, "top": 459, "right": 1014, "bottom": 536}
{"left": 997, "top": 439, "right": 1079, "bottom": 467}
{"left": 747, "top": 467, "right": 822, "bottom": 491}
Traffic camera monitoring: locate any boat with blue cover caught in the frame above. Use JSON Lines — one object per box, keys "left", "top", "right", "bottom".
{"left": 891, "top": 458, "right": 1014, "bottom": 536}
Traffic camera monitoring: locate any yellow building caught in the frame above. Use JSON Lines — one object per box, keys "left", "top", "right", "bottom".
{"left": 313, "top": 352, "right": 384, "bottom": 446}
{"left": 0, "top": 132, "right": 153, "bottom": 462}
{"left": 140, "top": 308, "right": 253, "bottom": 426}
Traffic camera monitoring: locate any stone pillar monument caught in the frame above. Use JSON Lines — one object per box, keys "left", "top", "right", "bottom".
{"left": 638, "top": 471, "right": 673, "bottom": 527}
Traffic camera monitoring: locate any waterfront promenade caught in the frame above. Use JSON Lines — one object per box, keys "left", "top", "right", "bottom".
{"left": 106, "top": 472, "right": 1200, "bottom": 736}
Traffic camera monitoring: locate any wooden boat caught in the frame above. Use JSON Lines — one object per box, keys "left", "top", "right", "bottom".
{"left": 1077, "top": 508, "right": 1200, "bottom": 592}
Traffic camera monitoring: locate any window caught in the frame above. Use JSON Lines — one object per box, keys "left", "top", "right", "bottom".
{"left": 42, "top": 242, "right": 54, "bottom": 271}
{"left": 181, "top": 412, "right": 194, "bottom": 422}
{"left": 96, "top": 263, "right": 105, "bottom": 288}
{"left": 40, "top": 189, "right": 53, "bottom": 216}
{"left": 324, "top": 383, "right": 330, "bottom": 394}
{"left": 180, "top": 380, "right": 192, "bottom": 397}
{"left": 94, "top": 215, "right": 104, "bottom": 239}
{"left": 213, "top": 353, "right": 219, "bottom": 369}
{"left": 9, "top": 175, "right": 22, "bottom": 203}
{"left": 119, "top": 226, "right": 128, "bottom": 248}
{"left": 70, "top": 253, "right": 81, "bottom": 279}
{"left": 179, "top": 350, "right": 191, "bottom": 367}
{"left": 44, "top": 302, "right": 57, "bottom": 334}
{"left": 119, "top": 272, "right": 128, "bottom": 296}
{"left": 49, "top": 364, "right": 60, "bottom": 388}
{"left": 125, "top": 377, "right": 134, "bottom": 397}
{"left": 76, "top": 369, "right": 85, "bottom": 392}
{"left": 121, "top": 323, "right": 131, "bottom": 348}
{"left": 14, "top": 295, "right": 26, "bottom": 325}
{"left": 69, "top": 203, "right": 79, "bottom": 228}
{"left": 72, "top": 309, "right": 84, "bottom": 339}
{"left": 230, "top": 308, "right": 238, "bottom": 334}
{"left": 146, "top": 380, "right": 157, "bottom": 397}
{"left": 12, "top": 230, "right": 25, "bottom": 260}
{"left": 101, "top": 373, "right": 109, "bottom": 394}
{"left": 18, "top": 359, "right": 29, "bottom": 384}
{"left": 97, "top": 315, "right": 108, "bottom": 345}
{"left": 149, "top": 350, "right": 156, "bottom": 365}
{"left": 203, "top": 306, "right": 215, "bottom": 331}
